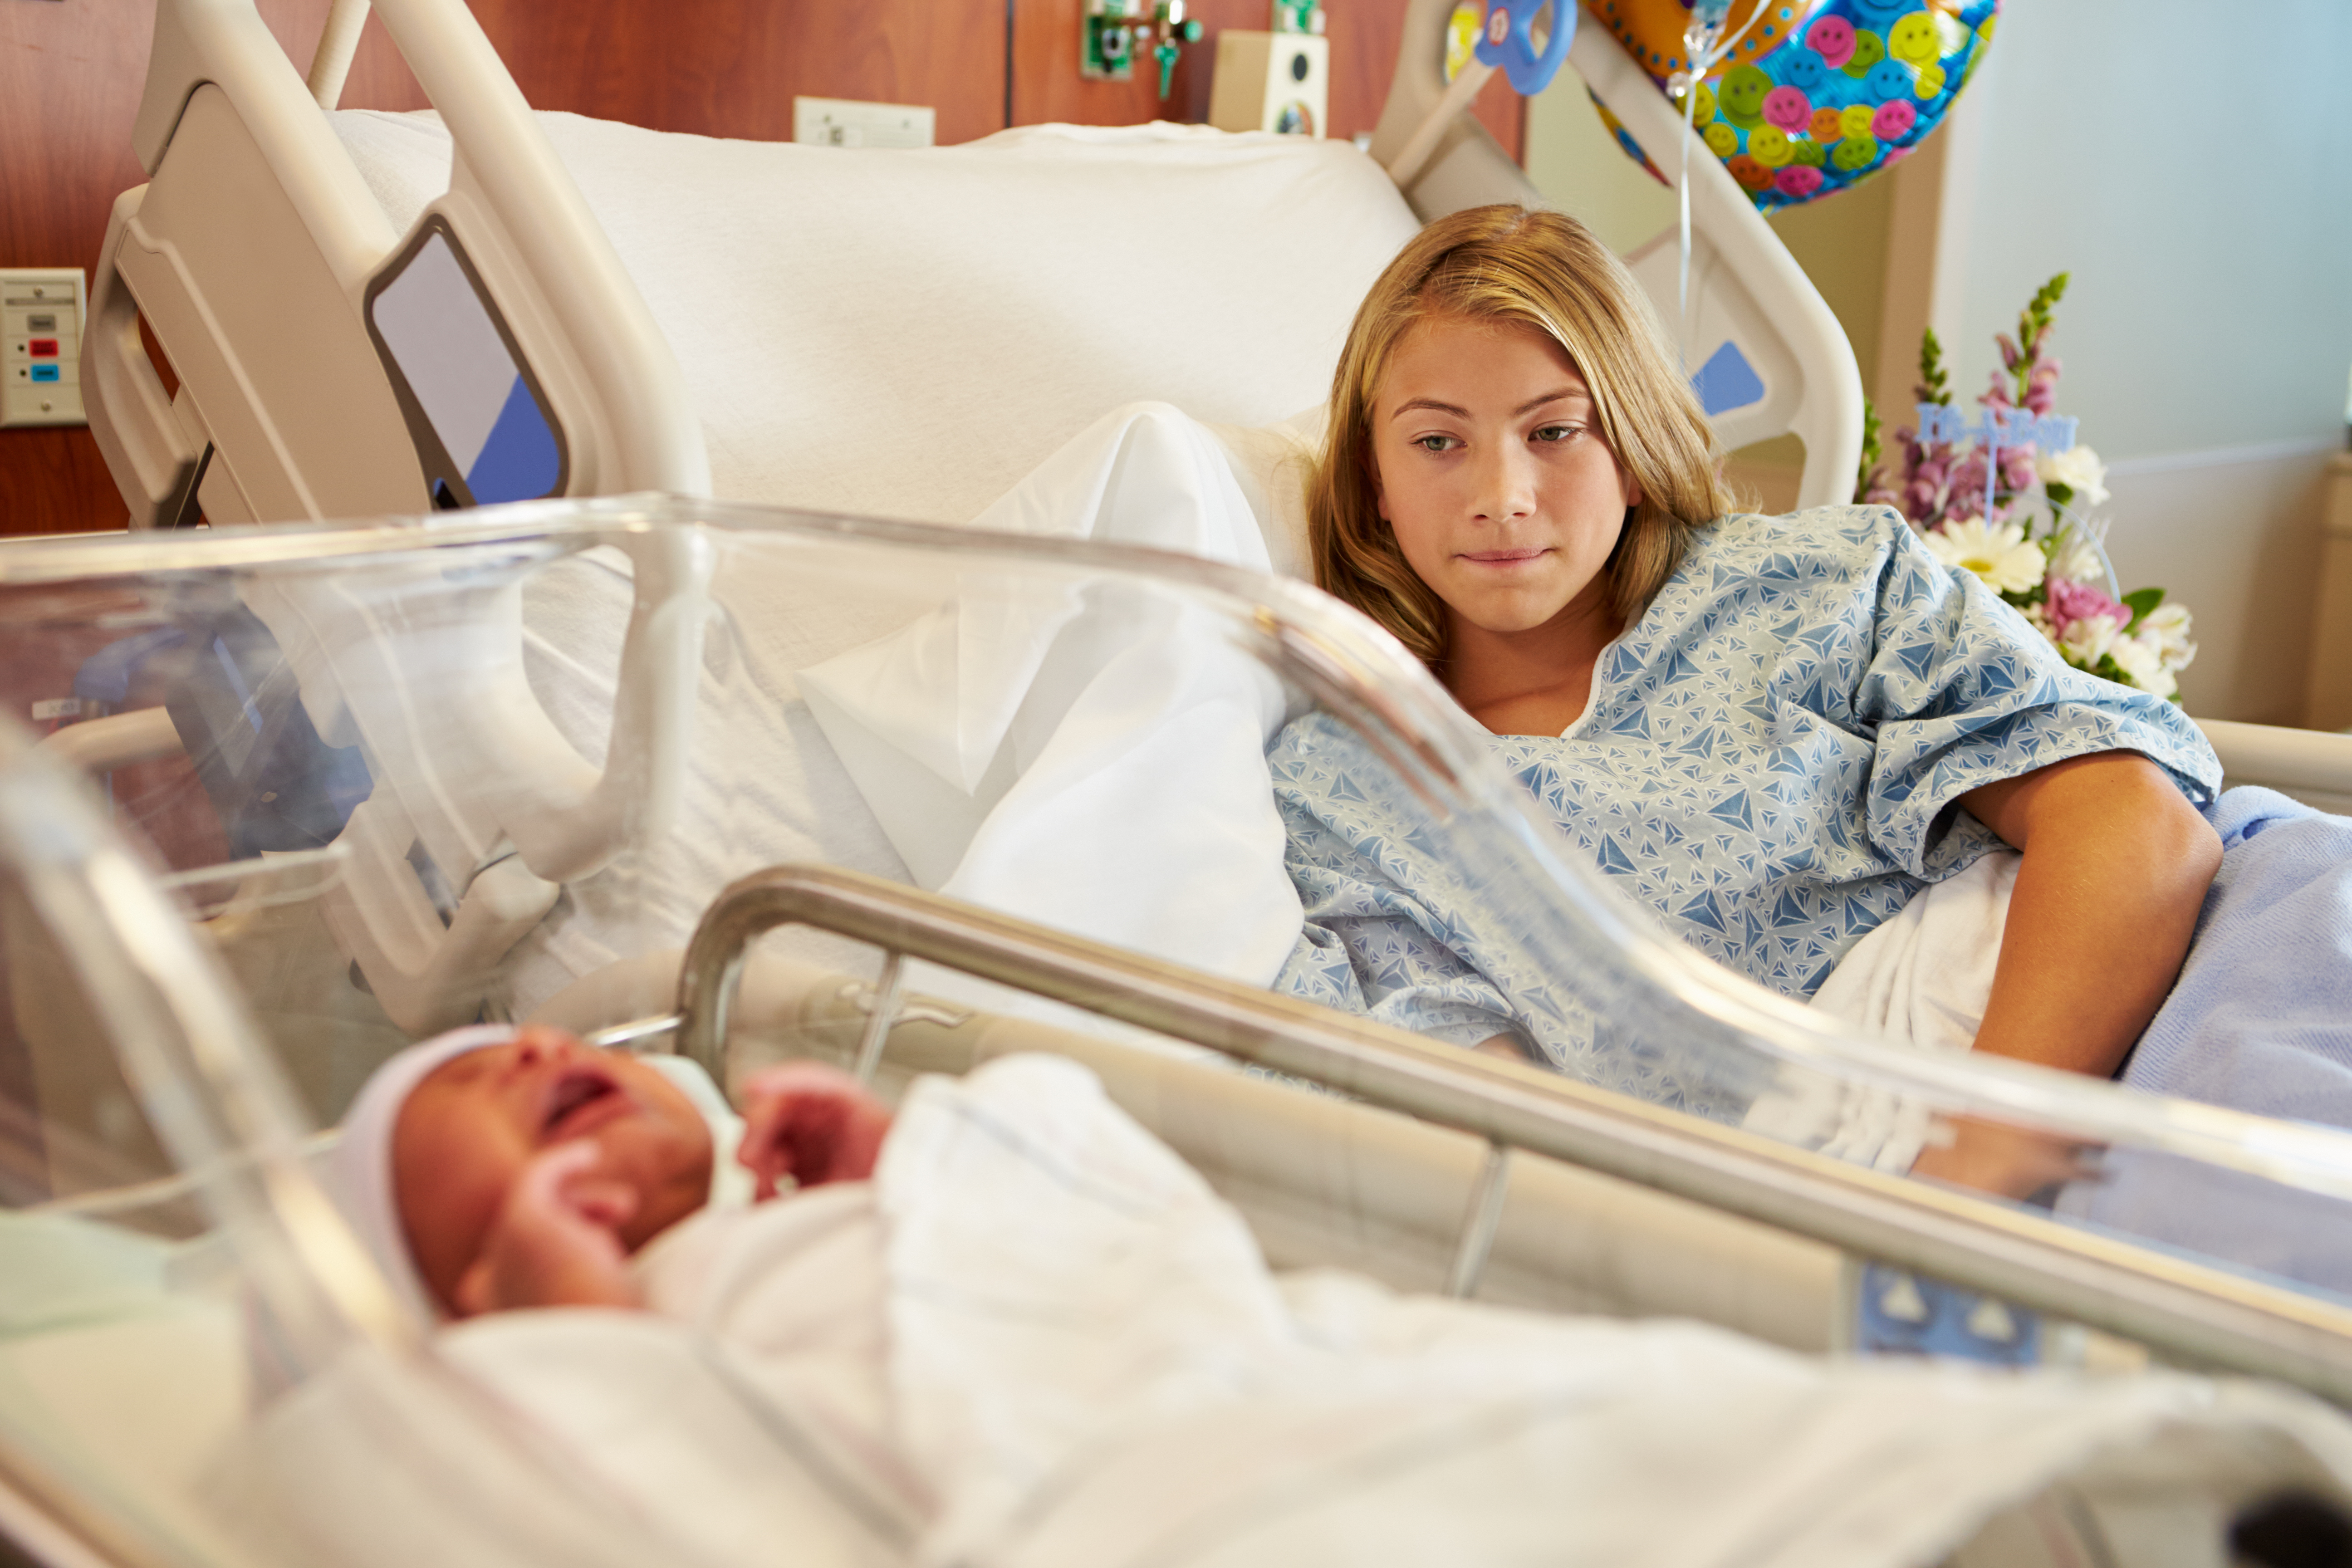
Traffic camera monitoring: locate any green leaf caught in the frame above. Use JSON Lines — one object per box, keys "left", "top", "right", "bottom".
{"left": 1916, "top": 328, "right": 1949, "bottom": 406}
{"left": 2121, "top": 586, "right": 2164, "bottom": 630}
{"left": 1853, "top": 397, "right": 1884, "bottom": 504}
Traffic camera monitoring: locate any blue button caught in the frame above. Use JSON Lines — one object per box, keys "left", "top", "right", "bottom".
{"left": 29, "top": 364, "right": 59, "bottom": 383}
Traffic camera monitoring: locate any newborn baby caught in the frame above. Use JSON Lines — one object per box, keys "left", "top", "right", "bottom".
{"left": 318, "top": 1027, "right": 2352, "bottom": 1568}
{"left": 338, "top": 1022, "right": 892, "bottom": 1319}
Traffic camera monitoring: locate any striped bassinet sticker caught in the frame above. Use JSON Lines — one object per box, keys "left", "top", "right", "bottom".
{"left": 365, "top": 221, "right": 567, "bottom": 510}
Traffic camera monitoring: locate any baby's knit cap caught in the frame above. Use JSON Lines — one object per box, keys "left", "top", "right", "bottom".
{"left": 328, "top": 1023, "right": 520, "bottom": 1323}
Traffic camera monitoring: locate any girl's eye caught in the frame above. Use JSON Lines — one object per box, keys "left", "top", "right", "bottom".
{"left": 1413, "top": 434, "right": 1460, "bottom": 453}
{"left": 1532, "top": 424, "right": 1583, "bottom": 444}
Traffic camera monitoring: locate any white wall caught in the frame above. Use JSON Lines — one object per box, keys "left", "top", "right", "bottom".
{"left": 1941, "top": 0, "right": 2352, "bottom": 722}
{"left": 1529, "top": 2, "right": 2352, "bottom": 723}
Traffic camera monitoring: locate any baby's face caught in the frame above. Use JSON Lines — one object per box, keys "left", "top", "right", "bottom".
{"left": 393, "top": 1025, "right": 713, "bottom": 1312}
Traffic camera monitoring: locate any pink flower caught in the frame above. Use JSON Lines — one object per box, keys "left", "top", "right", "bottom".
{"left": 2043, "top": 574, "right": 2130, "bottom": 637}
{"left": 2001, "top": 446, "right": 2038, "bottom": 494}
{"left": 1950, "top": 452, "right": 1988, "bottom": 503}
{"left": 2025, "top": 357, "right": 2062, "bottom": 415}
{"left": 1902, "top": 478, "right": 1940, "bottom": 523}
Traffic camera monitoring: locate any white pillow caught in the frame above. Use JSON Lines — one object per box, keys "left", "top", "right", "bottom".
{"left": 329, "top": 112, "right": 1413, "bottom": 528}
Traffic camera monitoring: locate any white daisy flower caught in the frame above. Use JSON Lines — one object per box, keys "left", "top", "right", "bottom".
{"left": 2139, "top": 602, "right": 2196, "bottom": 671}
{"left": 2058, "top": 611, "right": 2123, "bottom": 670}
{"left": 1924, "top": 516, "right": 2046, "bottom": 596}
{"left": 2046, "top": 529, "right": 2107, "bottom": 585}
{"left": 2108, "top": 630, "right": 2178, "bottom": 700}
{"left": 2038, "top": 444, "right": 2110, "bottom": 508}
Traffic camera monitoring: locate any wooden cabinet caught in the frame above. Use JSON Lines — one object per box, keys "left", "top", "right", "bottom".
{"left": 2308, "top": 452, "right": 2352, "bottom": 733}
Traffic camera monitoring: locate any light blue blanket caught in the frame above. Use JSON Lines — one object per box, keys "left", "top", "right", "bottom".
{"left": 2125, "top": 787, "right": 2352, "bottom": 1117}
{"left": 2062, "top": 788, "right": 2352, "bottom": 1294}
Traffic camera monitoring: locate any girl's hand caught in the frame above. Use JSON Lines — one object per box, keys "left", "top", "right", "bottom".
{"left": 1911, "top": 1117, "right": 2103, "bottom": 1203}
{"left": 453, "top": 1142, "right": 642, "bottom": 1316}
{"left": 736, "top": 1063, "right": 894, "bottom": 1200}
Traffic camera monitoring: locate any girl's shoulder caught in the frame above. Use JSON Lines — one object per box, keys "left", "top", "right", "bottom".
{"left": 1684, "top": 503, "right": 1914, "bottom": 576}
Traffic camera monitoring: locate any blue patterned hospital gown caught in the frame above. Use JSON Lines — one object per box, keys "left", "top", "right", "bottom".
{"left": 1272, "top": 505, "right": 2223, "bottom": 1061}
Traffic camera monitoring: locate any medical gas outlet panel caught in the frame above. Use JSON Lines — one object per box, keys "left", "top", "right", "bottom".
{"left": 1, "top": 270, "right": 87, "bottom": 429}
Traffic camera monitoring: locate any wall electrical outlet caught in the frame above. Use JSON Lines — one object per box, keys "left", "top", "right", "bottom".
{"left": 2, "top": 269, "right": 88, "bottom": 429}
{"left": 792, "top": 97, "right": 935, "bottom": 150}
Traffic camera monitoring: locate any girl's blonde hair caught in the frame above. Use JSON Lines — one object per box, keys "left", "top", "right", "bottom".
{"left": 1308, "top": 204, "right": 1735, "bottom": 667}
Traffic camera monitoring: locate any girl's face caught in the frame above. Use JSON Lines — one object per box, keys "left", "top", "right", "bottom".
{"left": 1371, "top": 314, "right": 1640, "bottom": 641}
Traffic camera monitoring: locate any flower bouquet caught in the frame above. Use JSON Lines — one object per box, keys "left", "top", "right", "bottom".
{"left": 1855, "top": 274, "right": 2195, "bottom": 701}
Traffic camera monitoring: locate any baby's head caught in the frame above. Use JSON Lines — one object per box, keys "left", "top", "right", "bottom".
{"left": 1309, "top": 203, "right": 1733, "bottom": 665}
{"left": 335, "top": 1024, "right": 714, "bottom": 1317}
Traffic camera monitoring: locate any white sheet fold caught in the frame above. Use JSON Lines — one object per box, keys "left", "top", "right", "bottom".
{"left": 799, "top": 403, "right": 1305, "bottom": 985}
{"left": 1756, "top": 851, "right": 2019, "bottom": 1171}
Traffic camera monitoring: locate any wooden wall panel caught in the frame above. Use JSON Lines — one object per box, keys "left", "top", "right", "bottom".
{"left": 3, "top": 0, "right": 1519, "bottom": 538}
{"left": 1011, "top": 0, "right": 1261, "bottom": 130}
{"left": 1011, "top": 0, "right": 1521, "bottom": 156}
{"left": 1, "top": 0, "right": 158, "bottom": 536}
{"left": 461, "top": 0, "right": 1007, "bottom": 147}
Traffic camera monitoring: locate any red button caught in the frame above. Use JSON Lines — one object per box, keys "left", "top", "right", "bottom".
{"left": 27, "top": 339, "right": 58, "bottom": 357}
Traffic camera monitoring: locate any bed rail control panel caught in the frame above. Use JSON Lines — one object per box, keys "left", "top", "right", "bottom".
{"left": 1852, "top": 1261, "right": 2041, "bottom": 1367}
{"left": 362, "top": 220, "right": 568, "bottom": 510}
{"left": 0, "top": 268, "right": 86, "bottom": 429}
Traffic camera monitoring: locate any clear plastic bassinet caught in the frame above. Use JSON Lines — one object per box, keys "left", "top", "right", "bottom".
{"left": 6, "top": 495, "right": 2352, "bottom": 1565}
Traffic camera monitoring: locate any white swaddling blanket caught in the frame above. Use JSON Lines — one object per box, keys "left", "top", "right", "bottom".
{"left": 407, "top": 1055, "right": 2352, "bottom": 1568}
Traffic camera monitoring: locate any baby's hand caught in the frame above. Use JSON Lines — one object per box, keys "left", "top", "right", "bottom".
{"left": 453, "top": 1143, "right": 643, "bottom": 1317}
{"left": 736, "top": 1062, "right": 894, "bottom": 1200}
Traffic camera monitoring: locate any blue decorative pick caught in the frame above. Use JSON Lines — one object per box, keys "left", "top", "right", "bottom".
{"left": 1916, "top": 403, "right": 2079, "bottom": 523}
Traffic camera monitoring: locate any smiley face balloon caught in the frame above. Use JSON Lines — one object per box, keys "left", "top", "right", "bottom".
{"left": 1581, "top": 0, "right": 1997, "bottom": 210}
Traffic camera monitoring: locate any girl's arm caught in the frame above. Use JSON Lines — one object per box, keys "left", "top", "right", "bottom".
{"left": 1912, "top": 750, "right": 2221, "bottom": 1194}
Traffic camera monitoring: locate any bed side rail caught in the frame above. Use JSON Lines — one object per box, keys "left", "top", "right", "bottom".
{"left": 108, "top": 0, "right": 706, "bottom": 523}
{"left": 1569, "top": 25, "right": 1864, "bottom": 510}
{"left": 2200, "top": 718, "right": 2352, "bottom": 816}
{"left": 1368, "top": 0, "right": 1863, "bottom": 510}
{"left": 89, "top": 0, "right": 715, "bottom": 1029}
{"left": 666, "top": 862, "right": 2352, "bottom": 1405}
{"left": 1367, "top": 0, "right": 1548, "bottom": 219}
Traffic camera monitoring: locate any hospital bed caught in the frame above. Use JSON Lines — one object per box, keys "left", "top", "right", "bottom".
{"left": 10, "top": 506, "right": 2352, "bottom": 1568}
{"left": 70, "top": 0, "right": 2352, "bottom": 946}
{"left": 13, "top": 0, "right": 2352, "bottom": 1554}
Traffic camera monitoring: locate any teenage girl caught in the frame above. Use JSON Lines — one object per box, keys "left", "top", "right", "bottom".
{"left": 1274, "top": 205, "right": 2222, "bottom": 1195}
